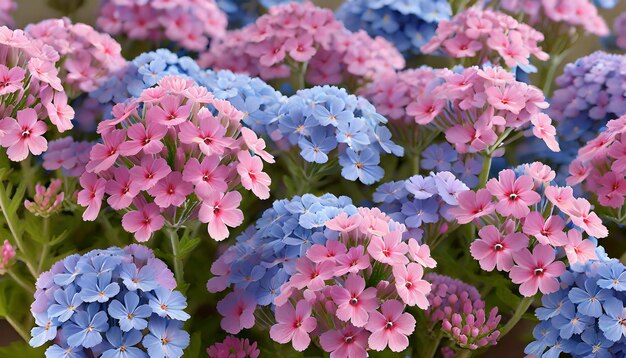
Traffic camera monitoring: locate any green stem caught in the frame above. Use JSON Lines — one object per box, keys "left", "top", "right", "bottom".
{"left": 477, "top": 155, "right": 493, "bottom": 189}
{"left": 8, "top": 270, "right": 34, "bottom": 294}
{"left": 411, "top": 149, "right": 421, "bottom": 175}
{"left": 5, "top": 315, "right": 29, "bottom": 342}
{"left": 499, "top": 296, "right": 535, "bottom": 338}
{"left": 166, "top": 228, "right": 185, "bottom": 286}
{"left": 423, "top": 330, "right": 443, "bottom": 358}
{"left": 457, "top": 349, "right": 472, "bottom": 358}
{"left": 0, "top": 186, "right": 37, "bottom": 278}
{"left": 37, "top": 218, "right": 50, "bottom": 274}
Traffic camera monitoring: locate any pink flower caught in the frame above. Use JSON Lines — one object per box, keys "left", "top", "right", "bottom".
{"left": 0, "top": 108, "right": 47, "bottom": 161}
{"left": 306, "top": 240, "right": 347, "bottom": 263}
{"left": 198, "top": 191, "right": 244, "bottom": 241}
{"left": 365, "top": 299, "right": 416, "bottom": 352}
{"left": 330, "top": 273, "right": 379, "bottom": 327}
{"left": 28, "top": 57, "right": 62, "bottom": 91}
{"left": 288, "top": 258, "right": 336, "bottom": 291}
{"left": 326, "top": 212, "right": 362, "bottom": 233}
{"left": 406, "top": 96, "right": 444, "bottom": 124}
{"left": 240, "top": 127, "right": 274, "bottom": 163}
{"left": 448, "top": 189, "right": 495, "bottom": 224}
{"left": 393, "top": 263, "right": 431, "bottom": 309}
{"left": 522, "top": 212, "right": 567, "bottom": 246}
{"left": 0, "top": 65, "right": 25, "bottom": 95}
{"left": 147, "top": 171, "right": 193, "bottom": 208}
{"left": 470, "top": 225, "right": 528, "bottom": 272}
{"left": 237, "top": 151, "right": 271, "bottom": 200}
{"left": 217, "top": 290, "right": 256, "bottom": 334}
{"left": 524, "top": 162, "right": 556, "bottom": 184}
{"left": 597, "top": 172, "right": 626, "bottom": 208}
{"left": 77, "top": 172, "right": 106, "bottom": 221}
{"left": 44, "top": 92, "right": 74, "bottom": 133}
{"left": 407, "top": 239, "right": 437, "bottom": 268}
{"left": 486, "top": 170, "right": 540, "bottom": 218}
{"left": 105, "top": 167, "right": 140, "bottom": 210}
{"left": 563, "top": 230, "right": 598, "bottom": 265}
{"left": 509, "top": 245, "right": 566, "bottom": 297}
{"left": 544, "top": 186, "right": 575, "bottom": 213}
{"left": 531, "top": 113, "right": 560, "bottom": 152}
{"left": 207, "top": 336, "right": 259, "bottom": 358}
{"left": 121, "top": 203, "right": 165, "bottom": 242}
{"left": 320, "top": 324, "right": 369, "bottom": 358}
{"left": 270, "top": 299, "right": 317, "bottom": 352}
{"left": 565, "top": 198, "right": 608, "bottom": 238}
{"left": 146, "top": 94, "right": 192, "bottom": 127}
{"left": 335, "top": 246, "right": 370, "bottom": 276}
{"left": 182, "top": 156, "right": 229, "bottom": 197}
{"left": 86, "top": 129, "right": 126, "bottom": 173}
{"left": 178, "top": 110, "right": 232, "bottom": 156}
{"left": 118, "top": 122, "right": 167, "bottom": 156}
{"left": 367, "top": 230, "right": 408, "bottom": 266}
{"left": 446, "top": 123, "right": 497, "bottom": 152}
{"left": 0, "top": 240, "right": 15, "bottom": 273}
{"left": 485, "top": 85, "right": 526, "bottom": 114}
{"left": 129, "top": 157, "right": 171, "bottom": 191}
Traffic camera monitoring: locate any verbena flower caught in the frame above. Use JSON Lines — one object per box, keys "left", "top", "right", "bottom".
{"left": 207, "top": 194, "right": 357, "bottom": 334}
{"left": 336, "top": 0, "right": 451, "bottom": 56}
{"left": 78, "top": 76, "right": 274, "bottom": 241}
{"left": 527, "top": 252, "right": 626, "bottom": 357}
{"left": 426, "top": 273, "right": 501, "bottom": 350}
{"left": 0, "top": 26, "right": 74, "bottom": 161}
{"left": 451, "top": 163, "right": 606, "bottom": 297}
{"left": 97, "top": 0, "right": 227, "bottom": 51}
{"left": 200, "top": 2, "right": 405, "bottom": 87}
{"left": 207, "top": 335, "right": 260, "bottom": 358}
{"left": 217, "top": 0, "right": 301, "bottom": 29}
{"left": 25, "top": 18, "right": 125, "bottom": 95}
{"left": 29, "top": 245, "right": 189, "bottom": 358}
{"left": 422, "top": 7, "right": 548, "bottom": 71}
{"left": 272, "top": 86, "right": 403, "bottom": 185}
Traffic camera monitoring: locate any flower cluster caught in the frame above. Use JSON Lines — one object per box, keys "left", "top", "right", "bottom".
{"left": 408, "top": 65, "right": 560, "bottom": 155}
{"left": 373, "top": 171, "right": 469, "bottom": 242}
{"left": 24, "top": 179, "right": 64, "bottom": 217}
{"left": 29, "top": 245, "right": 190, "bottom": 357}
{"left": 422, "top": 7, "right": 548, "bottom": 71}
{"left": 78, "top": 76, "right": 273, "bottom": 241}
{"left": 207, "top": 336, "right": 260, "bottom": 358}
{"left": 217, "top": 0, "right": 300, "bottom": 28}
{"left": 614, "top": 13, "right": 626, "bottom": 50}
{"left": 97, "top": 0, "right": 227, "bottom": 51}
{"left": 273, "top": 86, "right": 403, "bottom": 184}
{"left": 201, "top": 2, "right": 405, "bottom": 86}
{"left": 25, "top": 18, "right": 125, "bottom": 95}
{"left": 499, "top": 0, "right": 609, "bottom": 37}
{"left": 526, "top": 254, "right": 626, "bottom": 357}
{"left": 207, "top": 194, "right": 356, "bottom": 332}
{"left": 0, "top": 26, "right": 75, "bottom": 161}
{"left": 0, "top": 0, "right": 15, "bottom": 27}
{"left": 421, "top": 143, "right": 485, "bottom": 188}
{"left": 0, "top": 240, "right": 14, "bottom": 274}
{"left": 42, "top": 138, "right": 94, "bottom": 178}
{"left": 426, "top": 273, "right": 501, "bottom": 350}
{"left": 336, "top": 0, "right": 451, "bottom": 56}
{"left": 271, "top": 207, "right": 436, "bottom": 354}
{"left": 453, "top": 163, "right": 606, "bottom": 296}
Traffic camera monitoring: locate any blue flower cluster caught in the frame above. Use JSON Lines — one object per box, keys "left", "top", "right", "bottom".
{"left": 421, "top": 143, "right": 484, "bottom": 188}
{"left": 217, "top": 0, "right": 301, "bottom": 28}
{"left": 373, "top": 172, "right": 468, "bottom": 241}
{"left": 593, "top": 0, "right": 620, "bottom": 8}
{"left": 207, "top": 194, "right": 356, "bottom": 308}
{"left": 526, "top": 249, "right": 626, "bottom": 358}
{"left": 276, "top": 85, "right": 404, "bottom": 184}
{"left": 29, "top": 245, "right": 190, "bottom": 358}
{"left": 336, "top": 0, "right": 451, "bottom": 56}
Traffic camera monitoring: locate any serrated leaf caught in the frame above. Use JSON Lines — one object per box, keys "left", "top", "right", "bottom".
{"left": 179, "top": 237, "right": 200, "bottom": 257}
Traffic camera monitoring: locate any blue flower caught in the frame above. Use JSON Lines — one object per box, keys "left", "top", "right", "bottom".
{"left": 312, "top": 96, "right": 355, "bottom": 127}
{"left": 433, "top": 171, "right": 469, "bottom": 206}
{"left": 373, "top": 126, "right": 404, "bottom": 156}
{"left": 45, "top": 344, "right": 87, "bottom": 358}
{"left": 29, "top": 312, "right": 59, "bottom": 348}
{"left": 119, "top": 263, "right": 158, "bottom": 292}
{"left": 535, "top": 289, "right": 573, "bottom": 321}
{"left": 339, "top": 148, "right": 383, "bottom": 184}
{"left": 597, "top": 261, "right": 626, "bottom": 291}
{"left": 405, "top": 175, "right": 437, "bottom": 199}
{"left": 108, "top": 291, "right": 152, "bottom": 332}
{"left": 576, "top": 329, "right": 614, "bottom": 358}
{"left": 568, "top": 278, "right": 613, "bottom": 317}
{"left": 65, "top": 305, "right": 109, "bottom": 348}
{"left": 373, "top": 181, "right": 409, "bottom": 203}
{"left": 401, "top": 197, "right": 439, "bottom": 228}
{"left": 148, "top": 287, "right": 191, "bottom": 321}
{"left": 337, "top": 118, "right": 371, "bottom": 149}
{"left": 48, "top": 286, "right": 82, "bottom": 322}
{"left": 142, "top": 317, "right": 190, "bottom": 358}
{"left": 598, "top": 297, "right": 626, "bottom": 341}
{"left": 421, "top": 142, "right": 458, "bottom": 172}
{"left": 53, "top": 255, "right": 81, "bottom": 286}
{"left": 524, "top": 321, "right": 559, "bottom": 357}
{"left": 101, "top": 327, "right": 147, "bottom": 358}
{"left": 298, "top": 128, "right": 337, "bottom": 164}
{"left": 230, "top": 263, "right": 267, "bottom": 288}
{"left": 77, "top": 272, "right": 120, "bottom": 303}
{"left": 551, "top": 304, "right": 594, "bottom": 339}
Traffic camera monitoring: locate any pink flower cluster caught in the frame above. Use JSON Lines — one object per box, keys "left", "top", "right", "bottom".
{"left": 207, "top": 336, "right": 260, "bottom": 358}
{"left": 78, "top": 75, "right": 273, "bottom": 242}
{"left": 500, "top": 0, "right": 609, "bottom": 36}
{"left": 422, "top": 8, "right": 548, "bottom": 70}
{"left": 451, "top": 163, "right": 605, "bottom": 296}
{"left": 25, "top": 18, "right": 125, "bottom": 94}
{"left": 408, "top": 65, "right": 559, "bottom": 154}
{"left": 0, "top": 239, "right": 14, "bottom": 274}
{"left": 97, "top": 0, "right": 227, "bottom": 51}
{"left": 24, "top": 179, "right": 64, "bottom": 217}
{"left": 0, "top": 0, "right": 15, "bottom": 28}
{"left": 568, "top": 115, "right": 626, "bottom": 211}
{"left": 268, "top": 208, "right": 436, "bottom": 355}
{"left": 42, "top": 137, "right": 94, "bottom": 177}
{"left": 0, "top": 27, "right": 74, "bottom": 161}
{"left": 426, "top": 273, "right": 501, "bottom": 350}
{"left": 200, "top": 2, "right": 404, "bottom": 86}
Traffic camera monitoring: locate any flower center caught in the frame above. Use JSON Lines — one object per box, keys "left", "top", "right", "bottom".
{"left": 534, "top": 268, "right": 544, "bottom": 276}
{"left": 494, "top": 244, "right": 503, "bottom": 251}
{"left": 344, "top": 336, "right": 353, "bottom": 343}
{"left": 350, "top": 297, "right": 358, "bottom": 305}
{"left": 385, "top": 321, "right": 394, "bottom": 329}
{"left": 160, "top": 303, "right": 168, "bottom": 311}
{"left": 509, "top": 193, "right": 518, "bottom": 200}
{"left": 356, "top": 162, "right": 364, "bottom": 169}
{"left": 21, "top": 130, "right": 30, "bottom": 137}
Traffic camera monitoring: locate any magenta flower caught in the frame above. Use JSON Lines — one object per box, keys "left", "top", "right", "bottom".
{"left": 198, "top": 191, "right": 244, "bottom": 241}
{"left": 270, "top": 300, "right": 317, "bottom": 352}
{"left": 105, "top": 167, "right": 140, "bottom": 210}
{"left": 286, "top": 258, "right": 335, "bottom": 292}
{"left": 393, "top": 263, "right": 431, "bottom": 309}
{"left": 449, "top": 189, "right": 495, "bottom": 224}
{"left": 365, "top": 299, "right": 416, "bottom": 352}
{"left": 0, "top": 108, "right": 47, "bottom": 161}
{"left": 0, "top": 64, "right": 25, "bottom": 95}
{"left": 522, "top": 212, "right": 567, "bottom": 246}
{"left": 320, "top": 324, "right": 369, "bottom": 358}
{"left": 335, "top": 246, "right": 370, "bottom": 276}
{"left": 147, "top": 172, "right": 193, "bottom": 208}
{"left": 77, "top": 173, "right": 106, "bottom": 221}
{"left": 486, "top": 170, "right": 541, "bottom": 218}
{"left": 509, "top": 244, "right": 566, "bottom": 297}
{"left": 237, "top": 151, "right": 271, "bottom": 200}
{"left": 470, "top": 225, "right": 528, "bottom": 272}
{"left": 121, "top": 203, "right": 165, "bottom": 242}
{"left": 330, "top": 273, "right": 379, "bottom": 327}
{"left": 118, "top": 122, "right": 167, "bottom": 156}
{"left": 216, "top": 290, "right": 256, "bottom": 334}
{"left": 85, "top": 129, "right": 126, "bottom": 173}
{"left": 182, "top": 157, "right": 229, "bottom": 198}
{"left": 129, "top": 157, "right": 171, "bottom": 191}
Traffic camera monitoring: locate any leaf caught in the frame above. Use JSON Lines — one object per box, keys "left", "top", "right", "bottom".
{"left": 7, "top": 181, "right": 26, "bottom": 214}
{"left": 0, "top": 340, "right": 45, "bottom": 357}
{"left": 49, "top": 230, "right": 69, "bottom": 246}
{"left": 185, "top": 332, "right": 203, "bottom": 357}
{"left": 179, "top": 236, "right": 200, "bottom": 257}
{"left": 495, "top": 286, "right": 521, "bottom": 310}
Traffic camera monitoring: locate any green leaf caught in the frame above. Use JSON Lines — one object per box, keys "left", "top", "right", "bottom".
{"left": 495, "top": 286, "right": 521, "bottom": 309}
{"left": 179, "top": 236, "right": 200, "bottom": 257}
{"left": 49, "top": 230, "right": 69, "bottom": 246}
{"left": 0, "top": 340, "right": 45, "bottom": 357}
{"left": 7, "top": 181, "right": 26, "bottom": 214}
{"left": 185, "top": 332, "right": 203, "bottom": 357}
